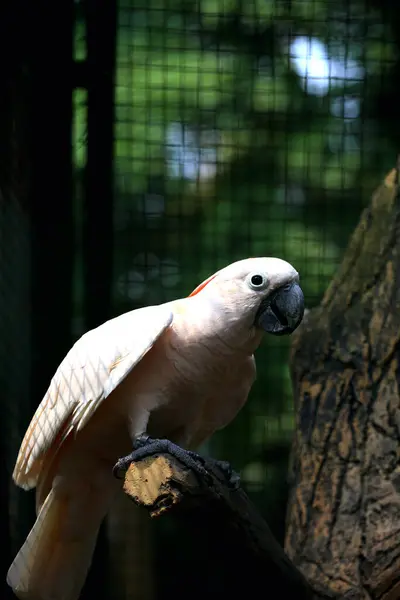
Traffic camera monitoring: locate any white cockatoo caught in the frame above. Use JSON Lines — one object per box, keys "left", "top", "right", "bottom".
{"left": 7, "top": 257, "right": 304, "bottom": 600}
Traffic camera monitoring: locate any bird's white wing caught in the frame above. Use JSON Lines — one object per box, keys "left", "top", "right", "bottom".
{"left": 13, "top": 305, "right": 173, "bottom": 489}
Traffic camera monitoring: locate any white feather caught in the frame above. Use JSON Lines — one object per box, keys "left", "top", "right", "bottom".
{"left": 13, "top": 306, "right": 173, "bottom": 489}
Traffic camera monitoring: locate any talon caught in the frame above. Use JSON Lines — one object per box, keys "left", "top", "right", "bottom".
{"left": 112, "top": 457, "right": 131, "bottom": 480}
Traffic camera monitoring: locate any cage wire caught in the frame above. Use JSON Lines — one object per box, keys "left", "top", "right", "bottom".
{"left": 3, "top": 0, "right": 400, "bottom": 598}
{"left": 104, "top": 0, "right": 398, "bottom": 596}
{"left": 110, "top": 0, "right": 397, "bottom": 504}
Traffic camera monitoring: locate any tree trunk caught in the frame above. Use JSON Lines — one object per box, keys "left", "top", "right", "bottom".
{"left": 285, "top": 164, "right": 400, "bottom": 600}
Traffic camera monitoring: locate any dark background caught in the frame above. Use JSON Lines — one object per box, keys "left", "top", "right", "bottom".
{"left": 1, "top": 0, "right": 399, "bottom": 598}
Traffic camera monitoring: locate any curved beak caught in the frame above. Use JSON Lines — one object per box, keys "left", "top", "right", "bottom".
{"left": 255, "top": 282, "right": 305, "bottom": 336}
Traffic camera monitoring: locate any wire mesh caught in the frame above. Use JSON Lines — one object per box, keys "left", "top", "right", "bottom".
{"left": 3, "top": 0, "right": 400, "bottom": 599}
{"left": 111, "top": 0, "right": 398, "bottom": 492}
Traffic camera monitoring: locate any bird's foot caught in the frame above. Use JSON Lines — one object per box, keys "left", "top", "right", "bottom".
{"left": 113, "top": 435, "right": 212, "bottom": 483}
{"left": 114, "top": 434, "right": 241, "bottom": 490}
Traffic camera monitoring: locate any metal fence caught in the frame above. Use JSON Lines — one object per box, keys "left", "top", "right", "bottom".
{"left": 1, "top": 0, "right": 399, "bottom": 598}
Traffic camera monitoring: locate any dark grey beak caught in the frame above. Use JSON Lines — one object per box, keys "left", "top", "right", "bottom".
{"left": 255, "top": 282, "right": 305, "bottom": 336}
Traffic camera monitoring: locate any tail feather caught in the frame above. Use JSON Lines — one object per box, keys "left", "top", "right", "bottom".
{"left": 7, "top": 489, "right": 100, "bottom": 600}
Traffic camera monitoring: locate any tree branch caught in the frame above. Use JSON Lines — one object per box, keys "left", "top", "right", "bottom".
{"left": 118, "top": 452, "right": 314, "bottom": 598}
{"left": 286, "top": 163, "right": 400, "bottom": 599}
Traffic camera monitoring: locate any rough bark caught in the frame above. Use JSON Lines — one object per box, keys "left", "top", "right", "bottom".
{"left": 285, "top": 165, "right": 400, "bottom": 600}
{"left": 119, "top": 453, "right": 314, "bottom": 598}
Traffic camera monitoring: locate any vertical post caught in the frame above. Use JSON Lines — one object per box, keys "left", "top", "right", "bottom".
{"left": 29, "top": 1, "right": 74, "bottom": 402}
{"left": 81, "top": 2, "right": 116, "bottom": 598}
{"left": 83, "top": 0, "right": 117, "bottom": 329}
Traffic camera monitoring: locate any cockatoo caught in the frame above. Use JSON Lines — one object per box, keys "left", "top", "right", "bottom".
{"left": 7, "top": 257, "right": 304, "bottom": 600}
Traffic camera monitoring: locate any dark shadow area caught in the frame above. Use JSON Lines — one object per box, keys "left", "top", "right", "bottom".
{"left": 1, "top": 1, "right": 400, "bottom": 599}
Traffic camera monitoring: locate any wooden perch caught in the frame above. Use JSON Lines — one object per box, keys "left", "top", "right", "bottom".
{"left": 119, "top": 452, "right": 314, "bottom": 598}
{"left": 285, "top": 164, "right": 400, "bottom": 600}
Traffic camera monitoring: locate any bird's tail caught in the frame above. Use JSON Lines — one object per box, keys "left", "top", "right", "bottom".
{"left": 7, "top": 488, "right": 101, "bottom": 600}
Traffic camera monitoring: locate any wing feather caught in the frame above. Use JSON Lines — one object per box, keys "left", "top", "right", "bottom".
{"left": 13, "top": 306, "right": 173, "bottom": 489}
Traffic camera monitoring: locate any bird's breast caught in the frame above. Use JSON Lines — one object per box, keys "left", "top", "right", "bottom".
{"left": 121, "top": 321, "right": 249, "bottom": 443}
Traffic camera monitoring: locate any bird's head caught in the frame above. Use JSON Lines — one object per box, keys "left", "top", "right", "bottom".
{"left": 189, "top": 257, "right": 305, "bottom": 337}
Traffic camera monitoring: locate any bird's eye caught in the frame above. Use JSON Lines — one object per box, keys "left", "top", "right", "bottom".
{"left": 251, "top": 275, "right": 263, "bottom": 286}
{"left": 248, "top": 273, "right": 268, "bottom": 290}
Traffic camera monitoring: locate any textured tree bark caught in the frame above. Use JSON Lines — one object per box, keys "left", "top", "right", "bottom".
{"left": 118, "top": 453, "right": 314, "bottom": 598}
{"left": 285, "top": 165, "right": 400, "bottom": 600}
